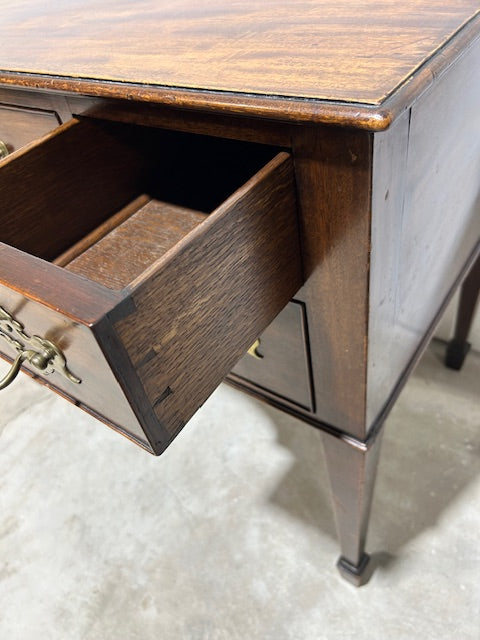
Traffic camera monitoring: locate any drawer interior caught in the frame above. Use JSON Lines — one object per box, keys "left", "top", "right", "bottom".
{"left": 0, "top": 115, "right": 302, "bottom": 454}
{"left": 0, "top": 118, "right": 278, "bottom": 289}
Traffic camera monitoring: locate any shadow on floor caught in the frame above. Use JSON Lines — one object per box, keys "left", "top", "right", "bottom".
{"left": 258, "top": 340, "right": 480, "bottom": 571}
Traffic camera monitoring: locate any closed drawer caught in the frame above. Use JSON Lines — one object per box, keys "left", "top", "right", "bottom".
{"left": 230, "top": 300, "right": 314, "bottom": 412}
{"left": 0, "top": 103, "right": 60, "bottom": 157}
{"left": 0, "top": 118, "right": 301, "bottom": 454}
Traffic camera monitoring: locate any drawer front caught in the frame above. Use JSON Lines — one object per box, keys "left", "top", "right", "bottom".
{"left": 0, "top": 117, "right": 302, "bottom": 454}
{"left": 230, "top": 301, "right": 314, "bottom": 411}
{"left": 0, "top": 277, "right": 148, "bottom": 448}
{"left": 0, "top": 104, "right": 61, "bottom": 157}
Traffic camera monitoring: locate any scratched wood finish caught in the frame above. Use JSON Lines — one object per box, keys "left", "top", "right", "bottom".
{"left": 112, "top": 153, "right": 302, "bottom": 452}
{"left": 0, "top": 1, "right": 479, "bottom": 130}
{"left": 367, "top": 35, "right": 480, "bottom": 430}
{"left": 65, "top": 199, "right": 206, "bottom": 289}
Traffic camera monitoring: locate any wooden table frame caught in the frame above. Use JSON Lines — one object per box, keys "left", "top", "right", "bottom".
{"left": 0, "top": 2, "right": 479, "bottom": 587}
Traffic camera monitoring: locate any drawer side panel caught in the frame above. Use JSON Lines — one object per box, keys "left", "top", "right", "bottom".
{"left": 113, "top": 153, "right": 302, "bottom": 453}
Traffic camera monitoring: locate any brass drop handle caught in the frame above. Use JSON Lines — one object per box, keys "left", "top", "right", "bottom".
{"left": 0, "top": 352, "right": 27, "bottom": 390}
{"left": 0, "top": 348, "right": 59, "bottom": 390}
{"left": 0, "top": 306, "right": 81, "bottom": 390}
{"left": 0, "top": 140, "right": 9, "bottom": 159}
{"left": 0, "top": 341, "right": 80, "bottom": 390}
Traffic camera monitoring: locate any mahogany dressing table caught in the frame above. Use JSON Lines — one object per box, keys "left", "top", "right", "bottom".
{"left": 0, "top": 1, "right": 479, "bottom": 586}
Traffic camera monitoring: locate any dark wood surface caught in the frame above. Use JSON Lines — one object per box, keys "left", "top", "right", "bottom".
{"left": 65, "top": 199, "right": 206, "bottom": 289}
{"left": 2, "top": 61, "right": 476, "bottom": 442}
{"left": 0, "top": 2, "right": 479, "bottom": 129}
{"left": 0, "top": 277, "right": 148, "bottom": 448}
{"left": 65, "top": 101, "right": 375, "bottom": 439}
{"left": 445, "top": 251, "right": 480, "bottom": 370}
{"left": 230, "top": 300, "right": 314, "bottom": 412}
{"left": 0, "top": 1, "right": 479, "bottom": 585}
{"left": 293, "top": 126, "right": 373, "bottom": 439}
{"left": 367, "top": 35, "right": 480, "bottom": 429}
{"left": 0, "top": 113, "right": 302, "bottom": 454}
{"left": 322, "top": 431, "right": 383, "bottom": 587}
{"left": 0, "top": 118, "right": 147, "bottom": 445}
{"left": 0, "top": 87, "right": 72, "bottom": 124}
{"left": 0, "top": 118, "right": 147, "bottom": 262}
{"left": 54, "top": 194, "right": 152, "bottom": 268}
{"left": 0, "top": 103, "right": 60, "bottom": 155}
{"left": 0, "top": 245, "right": 122, "bottom": 324}
{"left": 112, "top": 152, "right": 302, "bottom": 451}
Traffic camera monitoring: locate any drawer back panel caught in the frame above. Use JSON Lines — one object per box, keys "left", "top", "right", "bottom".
{"left": 0, "top": 118, "right": 277, "bottom": 266}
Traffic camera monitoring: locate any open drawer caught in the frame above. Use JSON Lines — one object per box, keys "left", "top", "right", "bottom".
{"left": 0, "top": 118, "right": 302, "bottom": 454}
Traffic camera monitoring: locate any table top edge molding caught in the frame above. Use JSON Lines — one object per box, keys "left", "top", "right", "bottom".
{"left": 0, "top": 11, "right": 479, "bottom": 132}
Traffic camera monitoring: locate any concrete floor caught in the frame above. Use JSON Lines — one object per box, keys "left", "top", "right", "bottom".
{"left": 0, "top": 339, "right": 479, "bottom": 639}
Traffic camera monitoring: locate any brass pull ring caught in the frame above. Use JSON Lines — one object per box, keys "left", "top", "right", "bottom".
{"left": 0, "top": 352, "right": 26, "bottom": 390}
{"left": 0, "top": 306, "right": 81, "bottom": 390}
{"left": 0, "top": 140, "right": 9, "bottom": 160}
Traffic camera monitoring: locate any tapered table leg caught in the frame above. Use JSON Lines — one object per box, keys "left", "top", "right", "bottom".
{"left": 445, "top": 251, "right": 480, "bottom": 370}
{"left": 322, "top": 431, "right": 383, "bottom": 587}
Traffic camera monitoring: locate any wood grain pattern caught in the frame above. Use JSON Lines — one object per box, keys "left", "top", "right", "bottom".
{"left": 0, "top": 103, "right": 60, "bottom": 155}
{"left": 0, "top": 114, "right": 301, "bottom": 452}
{"left": 0, "top": 244, "right": 122, "bottom": 324}
{"left": 112, "top": 152, "right": 302, "bottom": 452}
{"left": 0, "top": 3, "right": 477, "bottom": 583}
{"left": 0, "top": 141, "right": 145, "bottom": 445}
{"left": 82, "top": 100, "right": 292, "bottom": 148}
{"left": 292, "top": 126, "right": 373, "bottom": 439}
{"left": 54, "top": 194, "right": 151, "bottom": 268}
{"left": 0, "top": 118, "right": 147, "bottom": 261}
{"left": 0, "top": 278, "right": 149, "bottom": 450}
{"left": 0, "top": 1, "right": 479, "bottom": 130}
{"left": 65, "top": 199, "right": 206, "bottom": 289}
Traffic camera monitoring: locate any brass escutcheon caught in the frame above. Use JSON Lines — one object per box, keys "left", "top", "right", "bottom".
{"left": 0, "top": 306, "right": 81, "bottom": 390}
{"left": 247, "top": 338, "right": 263, "bottom": 360}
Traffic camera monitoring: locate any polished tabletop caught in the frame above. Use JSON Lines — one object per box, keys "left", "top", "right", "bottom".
{"left": 1, "top": 1, "right": 479, "bottom": 127}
